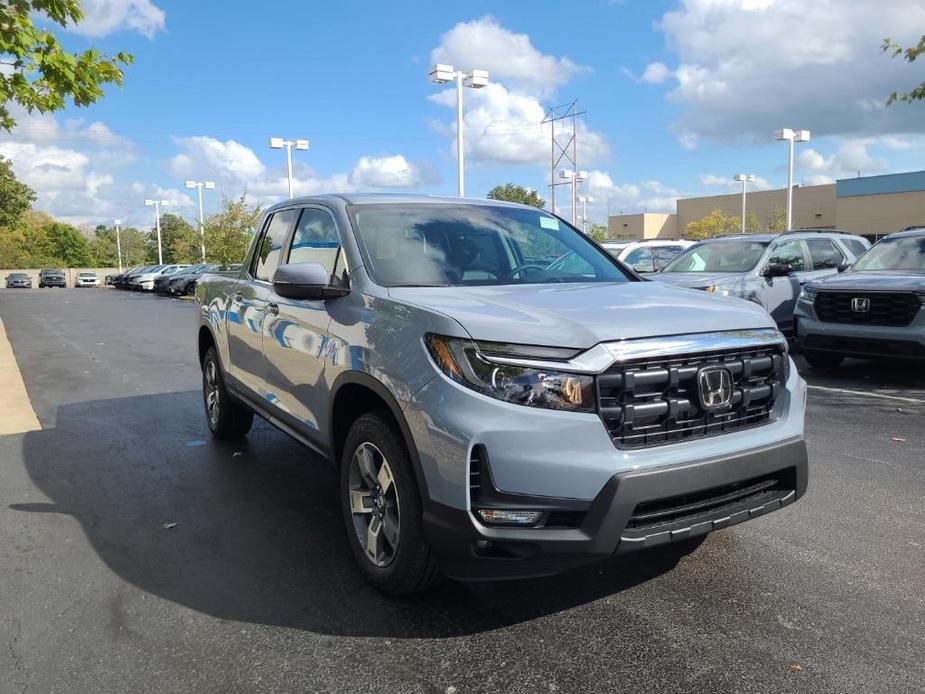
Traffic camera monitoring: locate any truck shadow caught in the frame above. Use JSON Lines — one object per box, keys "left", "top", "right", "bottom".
{"left": 15, "top": 392, "right": 690, "bottom": 638}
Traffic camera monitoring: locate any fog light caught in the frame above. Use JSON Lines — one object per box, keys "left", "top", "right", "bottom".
{"left": 477, "top": 509, "right": 543, "bottom": 526}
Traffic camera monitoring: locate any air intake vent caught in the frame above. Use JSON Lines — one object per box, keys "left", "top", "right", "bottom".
{"left": 469, "top": 445, "right": 486, "bottom": 505}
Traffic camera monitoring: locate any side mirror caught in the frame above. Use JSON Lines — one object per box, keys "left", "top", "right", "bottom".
{"left": 273, "top": 262, "right": 349, "bottom": 301}
{"left": 763, "top": 262, "right": 793, "bottom": 278}
{"left": 837, "top": 262, "right": 851, "bottom": 273}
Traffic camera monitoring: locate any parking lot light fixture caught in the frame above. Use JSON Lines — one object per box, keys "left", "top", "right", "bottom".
{"left": 113, "top": 219, "right": 123, "bottom": 272}
{"left": 185, "top": 180, "right": 216, "bottom": 262}
{"left": 429, "top": 63, "right": 489, "bottom": 197}
{"left": 774, "top": 128, "right": 811, "bottom": 230}
{"left": 144, "top": 199, "right": 170, "bottom": 264}
{"left": 733, "top": 174, "right": 756, "bottom": 233}
{"left": 269, "top": 137, "right": 310, "bottom": 199}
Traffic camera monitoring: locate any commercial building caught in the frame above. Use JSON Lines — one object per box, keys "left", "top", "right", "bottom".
{"left": 607, "top": 170, "right": 925, "bottom": 241}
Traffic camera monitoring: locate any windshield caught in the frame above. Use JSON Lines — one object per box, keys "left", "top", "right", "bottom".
{"left": 852, "top": 235, "right": 925, "bottom": 273}
{"left": 350, "top": 204, "right": 630, "bottom": 287}
{"left": 663, "top": 240, "right": 768, "bottom": 273}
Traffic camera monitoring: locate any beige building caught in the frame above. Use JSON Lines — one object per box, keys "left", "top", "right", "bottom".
{"left": 608, "top": 170, "right": 925, "bottom": 241}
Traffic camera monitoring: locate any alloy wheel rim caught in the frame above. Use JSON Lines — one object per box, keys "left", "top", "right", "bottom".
{"left": 205, "top": 360, "right": 220, "bottom": 425}
{"left": 348, "top": 442, "right": 400, "bottom": 568}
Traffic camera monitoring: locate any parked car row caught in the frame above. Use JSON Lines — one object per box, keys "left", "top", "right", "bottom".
{"left": 3, "top": 269, "right": 100, "bottom": 288}
{"left": 108, "top": 262, "right": 241, "bottom": 295}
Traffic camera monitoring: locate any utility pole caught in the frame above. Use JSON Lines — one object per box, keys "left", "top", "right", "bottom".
{"left": 114, "top": 219, "right": 123, "bottom": 272}
{"left": 185, "top": 180, "right": 215, "bottom": 262}
{"left": 542, "top": 100, "right": 586, "bottom": 218}
{"left": 269, "top": 137, "right": 310, "bottom": 199}
{"left": 144, "top": 199, "right": 169, "bottom": 264}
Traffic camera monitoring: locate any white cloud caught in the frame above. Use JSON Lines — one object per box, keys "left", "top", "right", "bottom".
{"left": 428, "top": 18, "right": 607, "bottom": 168}
{"left": 646, "top": 0, "right": 925, "bottom": 143}
{"left": 169, "top": 136, "right": 266, "bottom": 183}
{"left": 430, "top": 16, "right": 586, "bottom": 94}
{"left": 699, "top": 173, "right": 773, "bottom": 190}
{"left": 641, "top": 62, "right": 671, "bottom": 84}
{"left": 349, "top": 155, "right": 431, "bottom": 188}
{"left": 70, "top": 0, "right": 166, "bottom": 38}
{"left": 795, "top": 140, "right": 888, "bottom": 183}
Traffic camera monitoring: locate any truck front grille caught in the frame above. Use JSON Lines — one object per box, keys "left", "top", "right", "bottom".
{"left": 814, "top": 291, "right": 920, "bottom": 326}
{"left": 597, "top": 344, "right": 785, "bottom": 449}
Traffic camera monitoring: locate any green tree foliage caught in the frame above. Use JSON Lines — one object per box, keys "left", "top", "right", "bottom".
{"left": 486, "top": 183, "right": 546, "bottom": 209}
{"left": 589, "top": 224, "right": 608, "bottom": 242}
{"left": 40, "top": 221, "right": 91, "bottom": 266}
{"left": 745, "top": 210, "right": 761, "bottom": 233}
{"left": 0, "top": 1, "right": 133, "bottom": 131}
{"left": 147, "top": 213, "right": 198, "bottom": 264}
{"left": 203, "top": 195, "right": 263, "bottom": 264}
{"left": 766, "top": 206, "right": 787, "bottom": 233}
{"left": 0, "top": 155, "right": 35, "bottom": 227}
{"left": 685, "top": 208, "right": 741, "bottom": 240}
{"left": 883, "top": 35, "right": 925, "bottom": 105}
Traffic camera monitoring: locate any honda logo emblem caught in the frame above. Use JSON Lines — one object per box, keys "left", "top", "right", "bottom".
{"left": 851, "top": 297, "right": 870, "bottom": 313}
{"left": 698, "top": 366, "right": 734, "bottom": 411}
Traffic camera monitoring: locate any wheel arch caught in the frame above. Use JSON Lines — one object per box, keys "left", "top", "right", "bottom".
{"left": 329, "top": 372, "right": 429, "bottom": 500}
{"left": 198, "top": 324, "right": 217, "bottom": 366}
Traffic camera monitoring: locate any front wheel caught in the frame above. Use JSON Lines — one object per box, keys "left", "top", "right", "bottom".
{"left": 202, "top": 347, "right": 253, "bottom": 439}
{"left": 340, "top": 412, "right": 441, "bottom": 594}
{"left": 804, "top": 352, "right": 844, "bottom": 370}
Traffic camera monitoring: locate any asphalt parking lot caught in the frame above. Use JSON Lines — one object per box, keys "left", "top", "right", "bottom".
{"left": 0, "top": 288, "right": 923, "bottom": 694}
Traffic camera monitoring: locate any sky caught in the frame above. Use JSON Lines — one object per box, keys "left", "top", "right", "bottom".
{"left": 1, "top": 0, "right": 925, "bottom": 228}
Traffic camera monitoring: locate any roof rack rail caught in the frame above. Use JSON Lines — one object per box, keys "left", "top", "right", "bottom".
{"left": 779, "top": 228, "right": 854, "bottom": 236}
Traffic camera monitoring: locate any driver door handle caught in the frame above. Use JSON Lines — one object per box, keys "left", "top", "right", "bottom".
{"left": 232, "top": 291, "right": 243, "bottom": 301}
{"left": 267, "top": 302, "right": 279, "bottom": 315}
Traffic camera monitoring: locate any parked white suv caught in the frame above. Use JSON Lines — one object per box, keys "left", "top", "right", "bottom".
{"left": 602, "top": 240, "right": 695, "bottom": 273}
{"left": 75, "top": 271, "right": 100, "bottom": 288}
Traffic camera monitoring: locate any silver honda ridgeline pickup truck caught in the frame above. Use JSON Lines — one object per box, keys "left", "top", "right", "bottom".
{"left": 196, "top": 194, "right": 808, "bottom": 594}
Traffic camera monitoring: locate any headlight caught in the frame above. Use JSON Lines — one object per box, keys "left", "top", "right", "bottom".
{"left": 425, "top": 334, "right": 595, "bottom": 412}
{"left": 799, "top": 285, "right": 818, "bottom": 301}
{"left": 705, "top": 285, "right": 733, "bottom": 296}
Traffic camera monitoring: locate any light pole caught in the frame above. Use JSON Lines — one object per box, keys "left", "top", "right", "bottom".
{"left": 429, "top": 64, "right": 489, "bottom": 197}
{"left": 773, "top": 128, "right": 810, "bottom": 230}
{"left": 733, "top": 174, "right": 756, "bottom": 233}
{"left": 578, "top": 195, "right": 594, "bottom": 233}
{"left": 185, "top": 180, "right": 216, "bottom": 262}
{"left": 114, "top": 219, "right": 123, "bottom": 272}
{"left": 144, "top": 199, "right": 169, "bottom": 264}
{"left": 559, "top": 169, "right": 588, "bottom": 226}
{"left": 268, "top": 137, "right": 310, "bottom": 199}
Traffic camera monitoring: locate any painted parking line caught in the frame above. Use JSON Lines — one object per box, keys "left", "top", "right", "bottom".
{"left": 0, "top": 316, "right": 41, "bottom": 435}
{"left": 807, "top": 384, "right": 925, "bottom": 405}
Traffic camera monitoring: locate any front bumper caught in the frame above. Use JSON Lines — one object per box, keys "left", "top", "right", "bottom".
{"left": 424, "top": 437, "right": 807, "bottom": 579}
{"left": 794, "top": 298, "right": 925, "bottom": 359}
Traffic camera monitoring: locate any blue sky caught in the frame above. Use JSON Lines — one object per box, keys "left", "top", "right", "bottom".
{"left": 2, "top": 0, "right": 924, "bottom": 227}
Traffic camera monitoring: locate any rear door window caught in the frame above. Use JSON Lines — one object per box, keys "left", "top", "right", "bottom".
{"left": 841, "top": 238, "right": 868, "bottom": 258}
{"left": 623, "top": 247, "right": 656, "bottom": 272}
{"left": 767, "top": 239, "right": 806, "bottom": 272}
{"left": 805, "top": 238, "right": 844, "bottom": 269}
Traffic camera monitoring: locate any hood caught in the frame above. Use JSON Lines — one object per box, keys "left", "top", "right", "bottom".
{"left": 655, "top": 272, "right": 747, "bottom": 290}
{"left": 388, "top": 281, "right": 774, "bottom": 348}
{"left": 810, "top": 271, "right": 925, "bottom": 292}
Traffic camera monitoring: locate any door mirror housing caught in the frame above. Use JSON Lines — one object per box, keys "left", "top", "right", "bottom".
{"left": 837, "top": 261, "right": 851, "bottom": 273}
{"left": 763, "top": 262, "right": 793, "bottom": 278}
{"left": 273, "top": 262, "right": 349, "bottom": 300}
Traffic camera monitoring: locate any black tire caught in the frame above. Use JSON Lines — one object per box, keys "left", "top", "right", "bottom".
{"left": 804, "top": 352, "right": 844, "bottom": 370}
{"left": 202, "top": 346, "right": 253, "bottom": 439}
{"left": 340, "top": 411, "right": 442, "bottom": 594}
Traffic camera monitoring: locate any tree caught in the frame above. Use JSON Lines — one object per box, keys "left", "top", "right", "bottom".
{"left": 685, "top": 208, "right": 741, "bottom": 240}
{"left": 148, "top": 213, "right": 198, "bottom": 264}
{"left": 882, "top": 35, "right": 925, "bottom": 105}
{"left": 42, "top": 221, "right": 91, "bottom": 266}
{"left": 203, "top": 195, "right": 263, "bottom": 265}
{"left": 0, "top": 156, "right": 35, "bottom": 228}
{"left": 745, "top": 210, "right": 761, "bottom": 233}
{"left": 589, "top": 224, "right": 608, "bottom": 242}
{"left": 0, "top": 1, "right": 133, "bottom": 131}
{"left": 486, "top": 183, "right": 546, "bottom": 209}
{"left": 766, "top": 206, "right": 787, "bottom": 233}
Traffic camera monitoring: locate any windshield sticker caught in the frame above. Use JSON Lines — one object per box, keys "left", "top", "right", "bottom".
{"left": 539, "top": 216, "right": 560, "bottom": 231}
